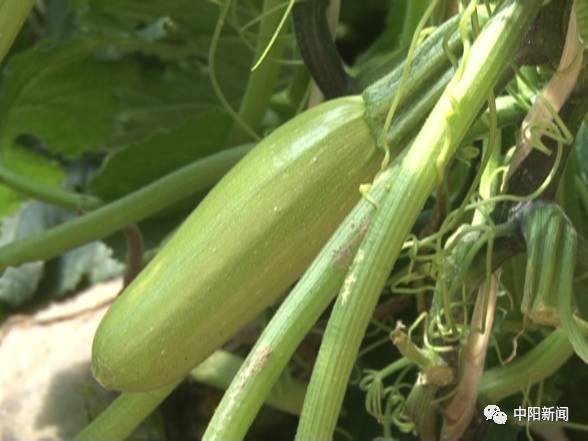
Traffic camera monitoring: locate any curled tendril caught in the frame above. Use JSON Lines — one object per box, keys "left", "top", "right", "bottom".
{"left": 361, "top": 2, "right": 577, "bottom": 437}
{"left": 378, "top": 0, "right": 442, "bottom": 171}
{"left": 251, "top": 0, "right": 295, "bottom": 71}
{"left": 360, "top": 358, "right": 412, "bottom": 423}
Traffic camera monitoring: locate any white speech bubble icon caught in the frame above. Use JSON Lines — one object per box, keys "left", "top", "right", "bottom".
{"left": 493, "top": 411, "right": 507, "bottom": 425}
{"left": 483, "top": 404, "right": 500, "bottom": 420}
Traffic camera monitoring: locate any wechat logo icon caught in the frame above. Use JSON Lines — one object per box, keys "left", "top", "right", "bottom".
{"left": 484, "top": 404, "right": 508, "bottom": 425}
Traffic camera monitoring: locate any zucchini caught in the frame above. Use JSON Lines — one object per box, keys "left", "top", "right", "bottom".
{"left": 92, "top": 96, "right": 381, "bottom": 392}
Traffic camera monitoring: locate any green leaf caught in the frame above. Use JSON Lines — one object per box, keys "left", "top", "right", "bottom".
{"left": 0, "top": 37, "right": 240, "bottom": 159}
{"left": 0, "top": 3, "right": 254, "bottom": 158}
{"left": 72, "top": 0, "right": 217, "bottom": 39}
{"left": 0, "top": 38, "right": 138, "bottom": 158}
{"left": 90, "top": 109, "right": 232, "bottom": 200}
{"left": 355, "top": 0, "right": 407, "bottom": 64}
{"left": 72, "top": 0, "right": 250, "bottom": 50}
{"left": 108, "top": 64, "right": 227, "bottom": 148}
{"left": 71, "top": 0, "right": 254, "bottom": 84}
{"left": 43, "top": 0, "right": 75, "bottom": 37}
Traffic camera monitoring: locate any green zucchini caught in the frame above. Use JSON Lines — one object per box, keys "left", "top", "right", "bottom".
{"left": 92, "top": 96, "right": 381, "bottom": 392}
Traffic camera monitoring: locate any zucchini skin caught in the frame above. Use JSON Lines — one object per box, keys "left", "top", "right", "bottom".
{"left": 92, "top": 96, "right": 380, "bottom": 392}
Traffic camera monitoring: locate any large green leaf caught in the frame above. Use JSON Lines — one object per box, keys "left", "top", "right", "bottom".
{"left": 0, "top": 0, "right": 253, "bottom": 158}
{"left": 107, "top": 63, "right": 228, "bottom": 149}
{"left": 71, "top": 0, "right": 254, "bottom": 94}
{"left": 72, "top": 0, "right": 221, "bottom": 39}
{"left": 72, "top": 0, "right": 257, "bottom": 51}
{"left": 0, "top": 38, "right": 138, "bottom": 158}
{"left": 90, "top": 109, "right": 232, "bottom": 200}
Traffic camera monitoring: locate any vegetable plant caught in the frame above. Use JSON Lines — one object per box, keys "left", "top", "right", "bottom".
{"left": 1, "top": 1, "right": 588, "bottom": 441}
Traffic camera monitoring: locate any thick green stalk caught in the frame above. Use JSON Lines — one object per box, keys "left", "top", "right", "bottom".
{"left": 0, "top": 0, "right": 35, "bottom": 64}
{"left": 295, "top": 2, "right": 542, "bottom": 440}
{"left": 0, "top": 145, "right": 250, "bottom": 270}
{"left": 478, "top": 329, "right": 573, "bottom": 403}
{"left": 76, "top": 350, "right": 307, "bottom": 441}
{"left": 226, "top": 0, "right": 285, "bottom": 145}
{"left": 0, "top": 163, "right": 103, "bottom": 210}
